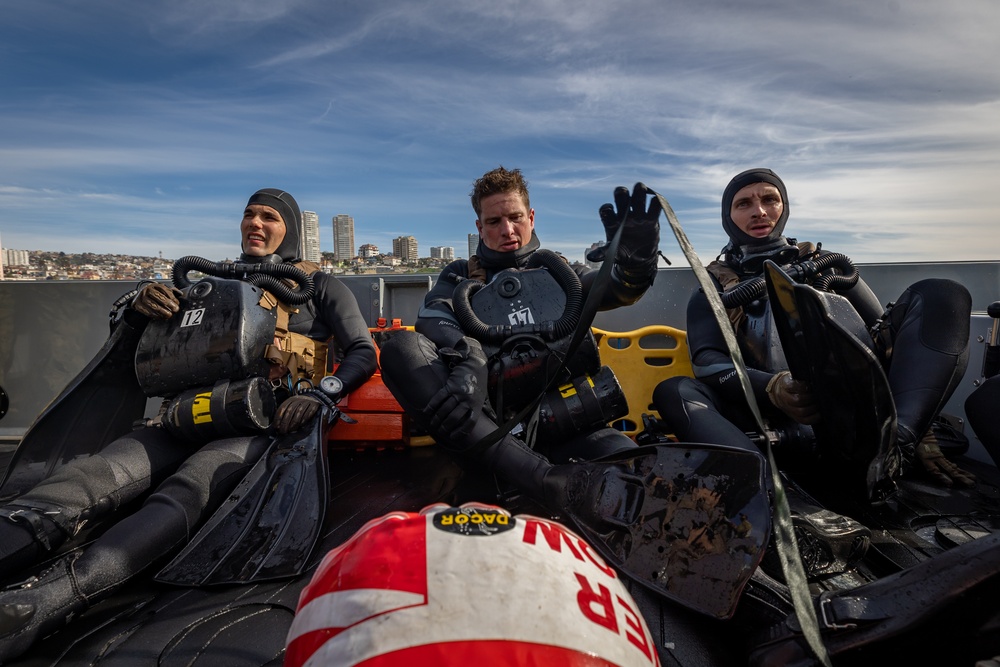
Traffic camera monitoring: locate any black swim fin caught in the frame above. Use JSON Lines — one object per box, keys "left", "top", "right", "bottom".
{"left": 155, "top": 408, "right": 332, "bottom": 586}
{"left": 564, "top": 443, "right": 771, "bottom": 620}
{"left": 0, "top": 313, "right": 148, "bottom": 500}
{"left": 764, "top": 260, "right": 897, "bottom": 501}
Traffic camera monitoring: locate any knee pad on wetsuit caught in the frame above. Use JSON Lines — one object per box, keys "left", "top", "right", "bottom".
{"left": 652, "top": 376, "right": 714, "bottom": 431}
{"left": 890, "top": 279, "right": 971, "bottom": 356}
{"left": 380, "top": 331, "right": 452, "bottom": 414}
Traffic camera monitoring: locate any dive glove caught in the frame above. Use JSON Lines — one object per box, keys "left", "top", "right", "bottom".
{"left": 587, "top": 183, "right": 661, "bottom": 287}
{"left": 273, "top": 395, "right": 323, "bottom": 435}
{"left": 422, "top": 337, "right": 488, "bottom": 440}
{"left": 766, "top": 371, "right": 821, "bottom": 425}
{"left": 133, "top": 282, "right": 182, "bottom": 320}
{"left": 915, "top": 431, "right": 976, "bottom": 487}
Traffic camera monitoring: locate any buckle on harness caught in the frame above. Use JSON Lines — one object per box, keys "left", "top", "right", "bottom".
{"left": 820, "top": 596, "right": 856, "bottom": 630}
{"left": 3, "top": 508, "right": 59, "bottom": 551}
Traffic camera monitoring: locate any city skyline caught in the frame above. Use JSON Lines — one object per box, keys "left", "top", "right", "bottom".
{"left": 0, "top": 220, "right": 572, "bottom": 264}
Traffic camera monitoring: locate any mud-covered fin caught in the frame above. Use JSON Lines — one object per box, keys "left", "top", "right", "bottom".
{"left": 155, "top": 410, "right": 331, "bottom": 586}
{"left": 565, "top": 443, "right": 771, "bottom": 620}
{"left": 0, "top": 316, "right": 148, "bottom": 500}
{"left": 764, "top": 260, "right": 896, "bottom": 501}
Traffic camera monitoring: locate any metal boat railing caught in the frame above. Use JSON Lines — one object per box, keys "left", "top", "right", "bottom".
{"left": 1, "top": 261, "right": 997, "bottom": 461}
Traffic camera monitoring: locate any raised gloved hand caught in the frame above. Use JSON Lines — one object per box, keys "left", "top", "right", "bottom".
{"left": 133, "top": 282, "right": 182, "bottom": 320}
{"left": 587, "top": 183, "right": 661, "bottom": 287}
{"left": 916, "top": 432, "right": 976, "bottom": 487}
{"left": 766, "top": 371, "right": 821, "bottom": 425}
{"left": 273, "top": 395, "right": 323, "bottom": 435}
{"left": 422, "top": 337, "right": 488, "bottom": 441}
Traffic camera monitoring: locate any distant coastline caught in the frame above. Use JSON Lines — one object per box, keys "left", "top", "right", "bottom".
{"left": 0, "top": 249, "right": 462, "bottom": 281}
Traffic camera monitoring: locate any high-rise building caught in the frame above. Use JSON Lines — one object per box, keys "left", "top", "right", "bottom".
{"left": 467, "top": 233, "right": 479, "bottom": 259}
{"left": 392, "top": 236, "right": 418, "bottom": 263}
{"left": 1, "top": 248, "right": 30, "bottom": 267}
{"left": 584, "top": 242, "right": 605, "bottom": 270}
{"left": 430, "top": 246, "right": 454, "bottom": 261}
{"left": 333, "top": 215, "right": 355, "bottom": 263}
{"left": 301, "top": 211, "right": 321, "bottom": 263}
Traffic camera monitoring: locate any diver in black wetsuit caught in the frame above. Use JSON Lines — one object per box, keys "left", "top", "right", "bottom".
{"left": 652, "top": 168, "right": 975, "bottom": 490}
{"left": 0, "top": 189, "right": 377, "bottom": 661}
{"left": 380, "top": 166, "right": 661, "bottom": 520}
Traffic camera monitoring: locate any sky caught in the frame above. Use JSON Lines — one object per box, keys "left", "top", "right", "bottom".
{"left": 1, "top": 0, "right": 998, "bottom": 266}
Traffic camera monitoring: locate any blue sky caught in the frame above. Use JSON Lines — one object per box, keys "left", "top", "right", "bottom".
{"left": 1, "top": 0, "right": 998, "bottom": 265}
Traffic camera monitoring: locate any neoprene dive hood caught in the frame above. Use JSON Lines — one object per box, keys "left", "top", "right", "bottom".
{"left": 241, "top": 188, "right": 303, "bottom": 264}
{"left": 720, "top": 168, "right": 799, "bottom": 275}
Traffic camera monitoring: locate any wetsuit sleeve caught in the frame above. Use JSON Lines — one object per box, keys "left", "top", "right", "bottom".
{"left": 843, "top": 276, "right": 884, "bottom": 327}
{"left": 311, "top": 273, "right": 378, "bottom": 395}
{"left": 686, "top": 288, "right": 773, "bottom": 406}
{"left": 578, "top": 263, "right": 654, "bottom": 311}
{"left": 814, "top": 249, "right": 884, "bottom": 327}
{"left": 415, "top": 260, "right": 469, "bottom": 349}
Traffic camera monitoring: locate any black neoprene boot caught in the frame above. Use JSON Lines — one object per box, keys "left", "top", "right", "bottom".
{"left": 460, "top": 417, "right": 643, "bottom": 530}
{"left": 0, "top": 490, "right": 193, "bottom": 662}
{"left": 883, "top": 279, "right": 970, "bottom": 469}
{"left": 0, "top": 507, "right": 65, "bottom": 579}
{"left": 0, "top": 551, "right": 88, "bottom": 663}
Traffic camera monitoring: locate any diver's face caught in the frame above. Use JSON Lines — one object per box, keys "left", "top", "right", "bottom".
{"left": 475, "top": 192, "right": 535, "bottom": 252}
{"left": 241, "top": 204, "right": 286, "bottom": 256}
{"left": 730, "top": 183, "right": 784, "bottom": 239}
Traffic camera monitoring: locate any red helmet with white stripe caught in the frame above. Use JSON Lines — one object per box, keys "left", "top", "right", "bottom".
{"left": 285, "top": 503, "right": 660, "bottom": 667}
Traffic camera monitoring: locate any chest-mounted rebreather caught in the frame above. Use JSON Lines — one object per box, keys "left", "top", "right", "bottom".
{"left": 134, "top": 256, "right": 314, "bottom": 442}
{"left": 452, "top": 249, "right": 626, "bottom": 433}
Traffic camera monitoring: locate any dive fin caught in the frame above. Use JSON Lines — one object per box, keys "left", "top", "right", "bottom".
{"left": 564, "top": 443, "right": 771, "bottom": 620}
{"left": 0, "top": 315, "right": 148, "bottom": 500}
{"left": 750, "top": 530, "right": 1000, "bottom": 665}
{"left": 155, "top": 409, "right": 331, "bottom": 586}
{"left": 764, "top": 260, "right": 897, "bottom": 501}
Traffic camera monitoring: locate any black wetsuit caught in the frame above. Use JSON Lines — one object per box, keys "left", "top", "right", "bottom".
{"left": 381, "top": 232, "right": 653, "bottom": 496}
{"left": 654, "top": 249, "right": 971, "bottom": 468}
{"left": 0, "top": 255, "right": 376, "bottom": 663}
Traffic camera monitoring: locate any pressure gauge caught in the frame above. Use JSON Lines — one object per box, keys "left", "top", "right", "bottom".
{"left": 319, "top": 375, "right": 344, "bottom": 397}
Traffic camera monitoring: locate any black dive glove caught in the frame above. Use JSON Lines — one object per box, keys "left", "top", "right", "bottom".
{"left": 422, "top": 337, "right": 489, "bottom": 441}
{"left": 587, "top": 182, "right": 661, "bottom": 288}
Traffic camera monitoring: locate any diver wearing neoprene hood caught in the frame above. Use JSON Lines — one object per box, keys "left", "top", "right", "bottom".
{"left": 0, "top": 188, "right": 377, "bottom": 662}
{"left": 654, "top": 167, "right": 974, "bottom": 498}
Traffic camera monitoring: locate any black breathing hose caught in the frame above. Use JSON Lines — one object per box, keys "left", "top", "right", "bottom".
{"left": 453, "top": 249, "right": 584, "bottom": 344}
{"left": 171, "top": 256, "right": 315, "bottom": 305}
{"left": 720, "top": 252, "right": 859, "bottom": 309}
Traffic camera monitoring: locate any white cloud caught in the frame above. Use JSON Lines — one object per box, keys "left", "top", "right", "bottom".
{"left": 0, "top": 0, "right": 997, "bottom": 263}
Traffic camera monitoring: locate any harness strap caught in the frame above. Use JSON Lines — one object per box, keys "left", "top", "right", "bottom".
{"left": 261, "top": 261, "right": 328, "bottom": 386}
